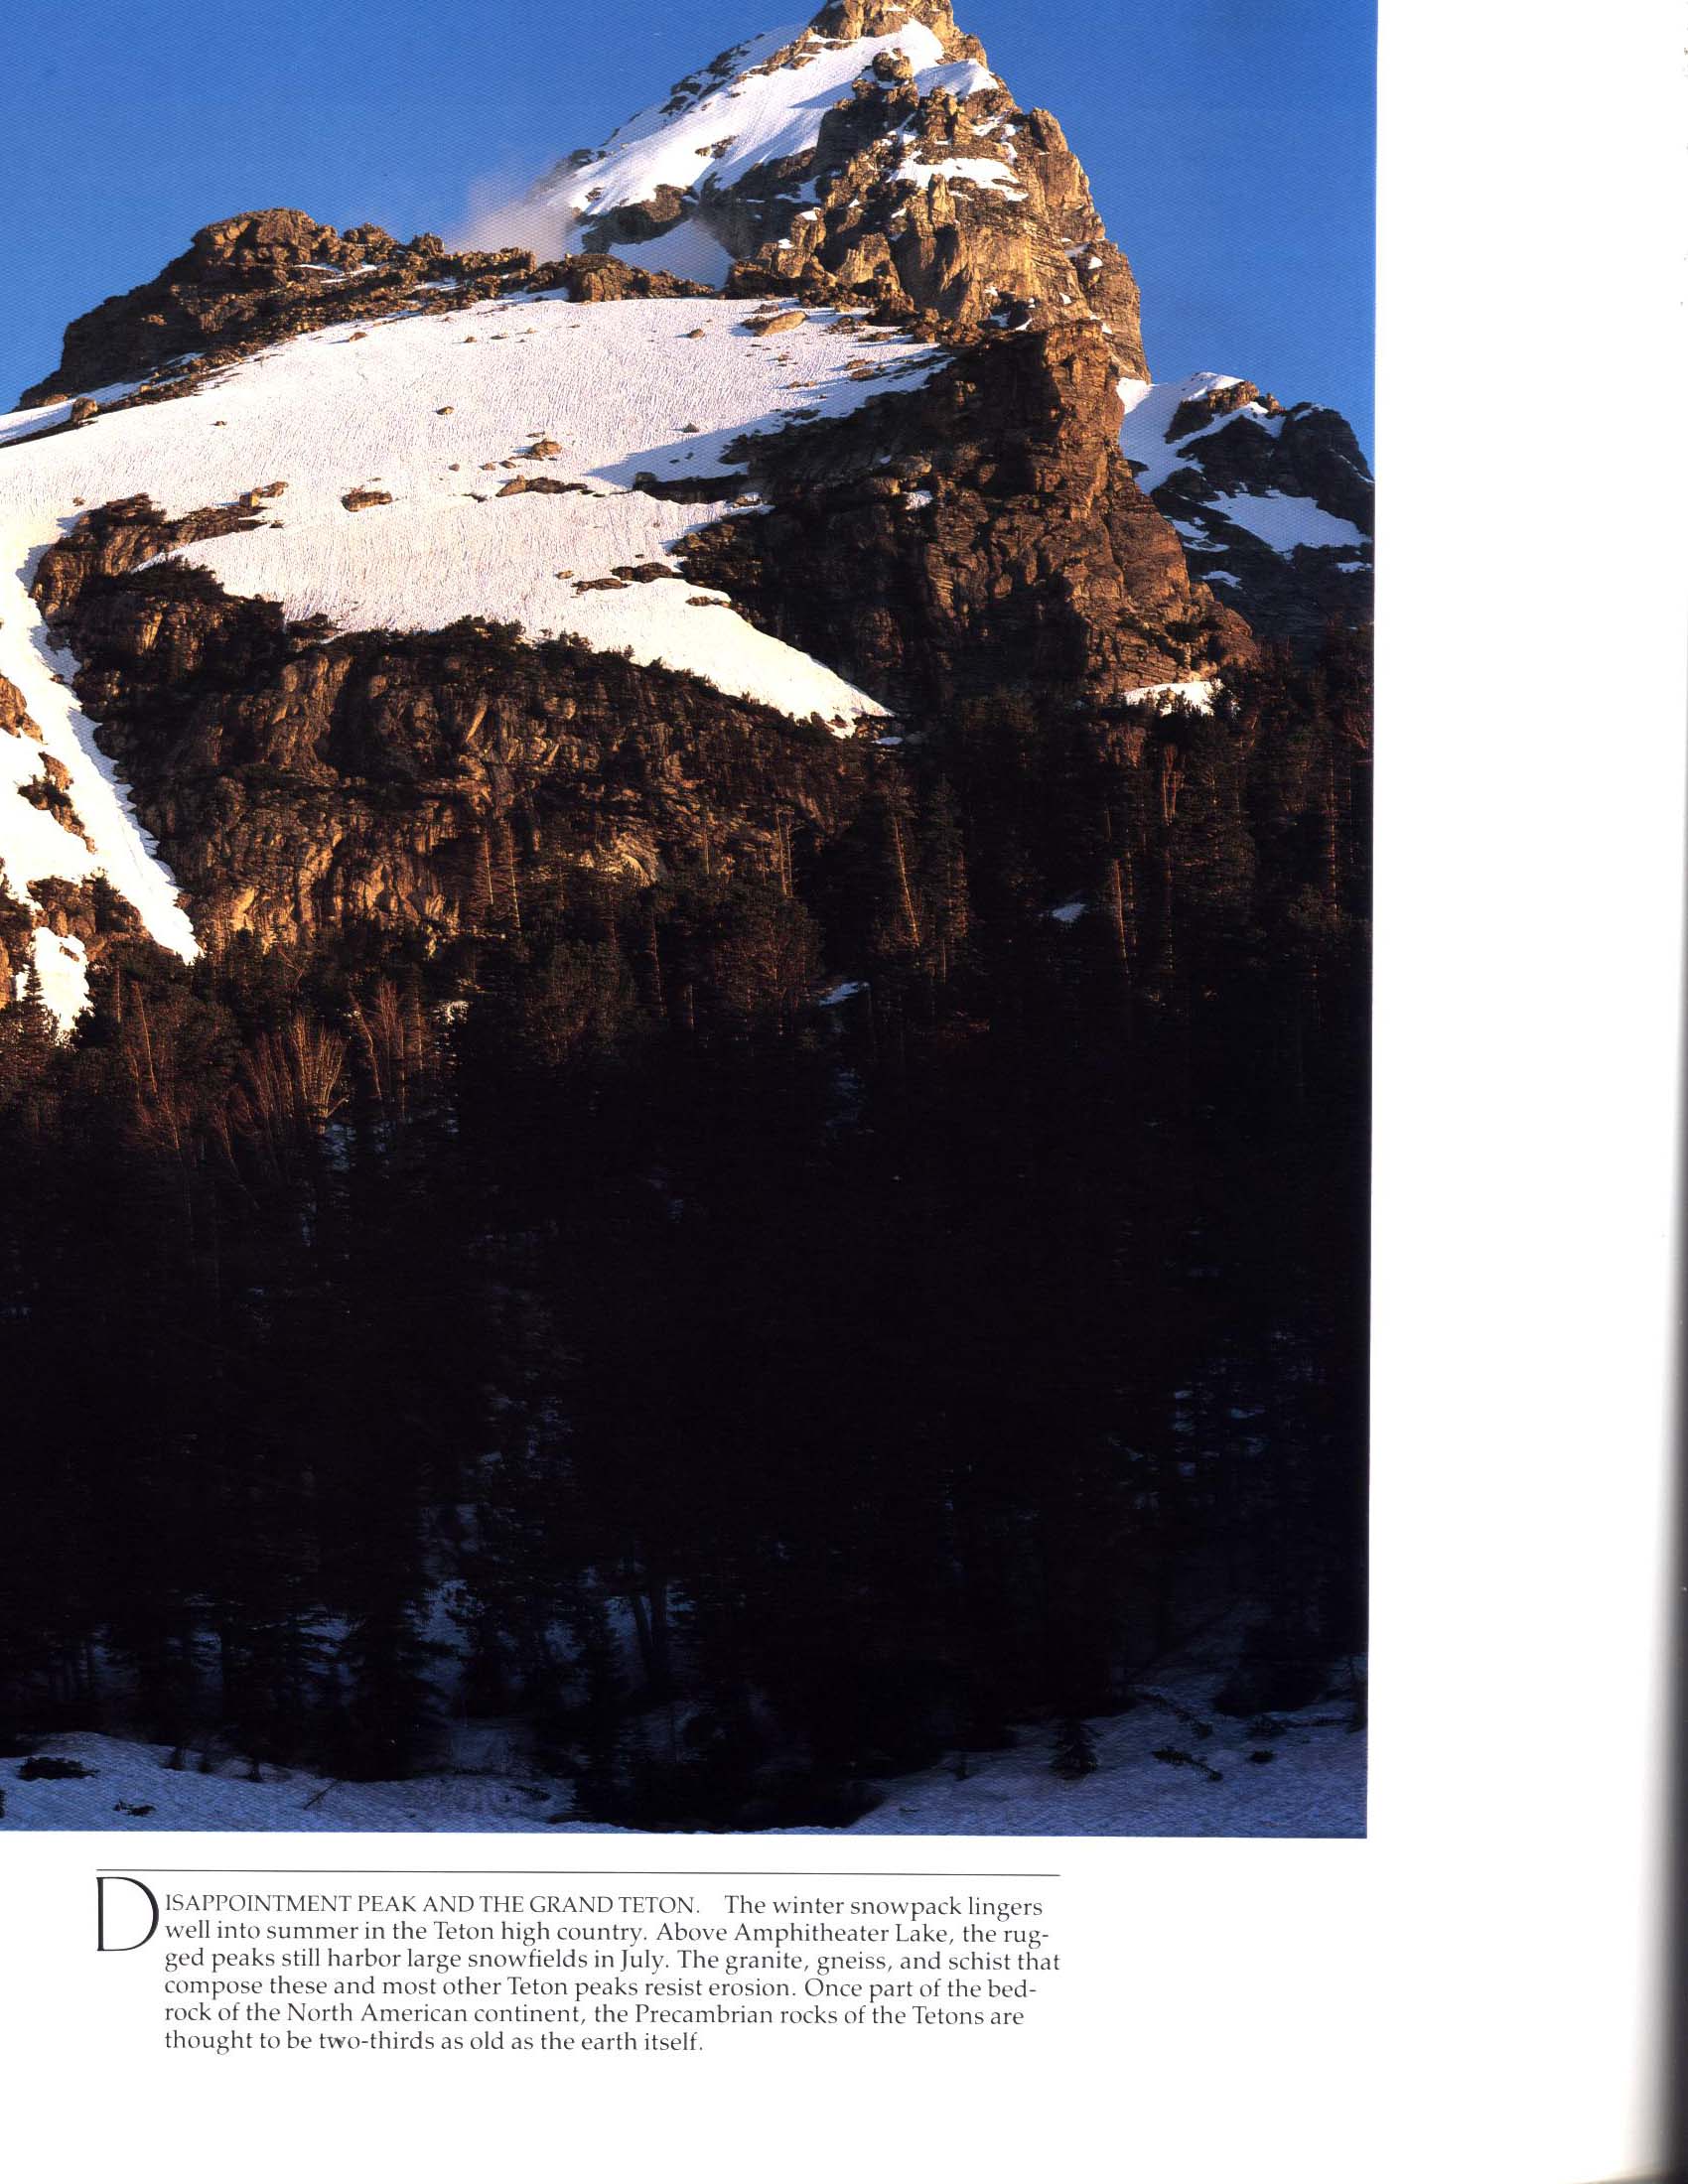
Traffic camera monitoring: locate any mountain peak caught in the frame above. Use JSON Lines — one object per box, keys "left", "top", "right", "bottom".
{"left": 809, "top": 0, "right": 965, "bottom": 43}
{"left": 464, "top": 3, "right": 1146, "bottom": 373}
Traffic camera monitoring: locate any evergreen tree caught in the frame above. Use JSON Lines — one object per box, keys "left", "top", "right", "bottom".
{"left": 1050, "top": 1717, "right": 1099, "bottom": 1779}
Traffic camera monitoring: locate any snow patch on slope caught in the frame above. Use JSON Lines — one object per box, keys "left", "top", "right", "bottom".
{"left": 607, "top": 218, "right": 736, "bottom": 288}
{"left": 28, "top": 928, "right": 88, "bottom": 1021}
{"left": 1192, "top": 490, "right": 1366, "bottom": 556}
{"left": 892, "top": 153, "right": 1025, "bottom": 199}
{"left": 0, "top": 377, "right": 148, "bottom": 448}
{"left": 1121, "top": 677, "right": 1217, "bottom": 712}
{"left": 0, "top": 547, "right": 200, "bottom": 1024}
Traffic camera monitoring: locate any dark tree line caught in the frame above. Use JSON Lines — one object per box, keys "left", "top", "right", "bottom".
{"left": 0, "top": 630, "right": 1369, "bottom": 1827}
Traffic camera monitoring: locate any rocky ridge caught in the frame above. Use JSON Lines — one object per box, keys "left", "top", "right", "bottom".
{"left": 677, "top": 319, "right": 1247, "bottom": 717}
{"left": 19, "top": 206, "right": 712, "bottom": 410}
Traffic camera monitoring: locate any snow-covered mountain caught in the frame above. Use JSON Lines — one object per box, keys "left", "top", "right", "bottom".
{"left": 0, "top": 2, "right": 1371, "bottom": 1839}
{"left": 0, "top": 0, "right": 1369, "bottom": 1026}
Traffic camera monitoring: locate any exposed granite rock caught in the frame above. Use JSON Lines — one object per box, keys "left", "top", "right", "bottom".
{"left": 0, "top": 671, "right": 41, "bottom": 744}
{"left": 29, "top": 494, "right": 262, "bottom": 622}
{"left": 493, "top": 476, "right": 590, "bottom": 498}
{"left": 1166, "top": 378, "right": 1283, "bottom": 442}
{"left": 16, "top": 753, "right": 92, "bottom": 847}
{"left": 812, "top": 0, "right": 973, "bottom": 36}
{"left": 31, "top": 508, "right": 877, "bottom": 953}
{"left": 547, "top": 252, "right": 717, "bottom": 306}
{"left": 25, "top": 873, "right": 144, "bottom": 959}
{"left": 680, "top": 321, "right": 1250, "bottom": 716}
{"left": 718, "top": 87, "right": 1145, "bottom": 373}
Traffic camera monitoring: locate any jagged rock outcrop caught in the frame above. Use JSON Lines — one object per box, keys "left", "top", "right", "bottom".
{"left": 19, "top": 209, "right": 712, "bottom": 408}
{"left": 722, "top": 88, "right": 1144, "bottom": 367}
{"left": 0, "top": 657, "right": 143, "bottom": 1009}
{"left": 1149, "top": 382, "right": 1373, "bottom": 533}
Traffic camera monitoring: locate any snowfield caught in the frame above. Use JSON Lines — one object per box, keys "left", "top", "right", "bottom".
{"left": 0, "top": 295, "right": 940, "bottom": 713}
{"left": 890, "top": 153, "right": 1025, "bottom": 200}
{"left": 0, "top": 1643, "right": 1363, "bottom": 1837}
{"left": 1184, "top": 490, "right": 1366, "bottom": 557}
{"left": 471, "top": 15, "right": 1003, "bottom": 264}
{"left": 0, "top": 293, "right": 943, "bottom": 1021}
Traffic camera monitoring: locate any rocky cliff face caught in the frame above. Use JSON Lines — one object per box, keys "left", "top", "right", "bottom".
{"left": 33, "top": 497, "right": 873, "bottom": 951}
{"left": 678, "top": 321, "right": 1248, "bottom": 715}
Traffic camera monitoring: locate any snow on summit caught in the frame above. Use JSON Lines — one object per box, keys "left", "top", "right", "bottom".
{"left": 0, "top": 294, "right": 943, "bottom": 1019}
{"left": 471, "top": 13, "right": 999, "bottom": 265}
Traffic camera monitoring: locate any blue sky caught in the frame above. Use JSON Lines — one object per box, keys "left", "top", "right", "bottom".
{"left": 1, "top": 0, "right": 1372, "bottom": 445}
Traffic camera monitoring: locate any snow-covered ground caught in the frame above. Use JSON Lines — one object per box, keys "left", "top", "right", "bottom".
{"left": 0, "top": 1644, "right": 1363, "bottom": 1837}
{"left": 469, "top": 15, "right": 1002, "bottom": 263}
{"left": 0, "top": 293, "right": 943, "bottom": 1021}
{"left": 890, "top": 152, "right": 1024, "bottom": 200}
